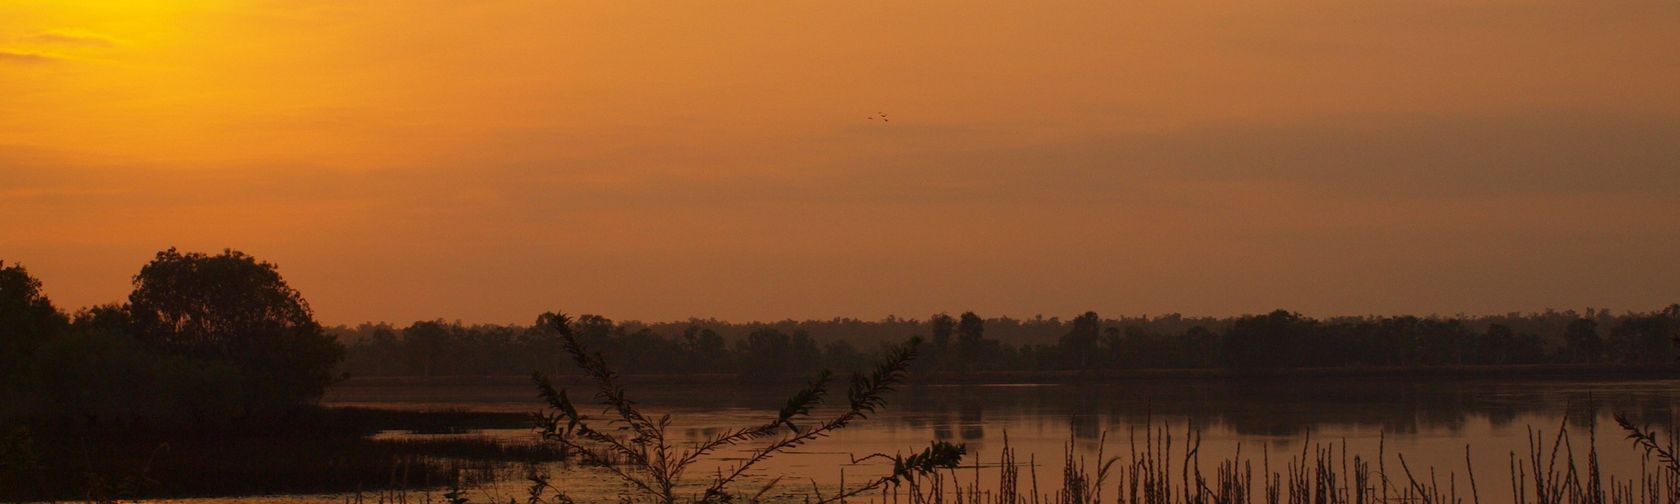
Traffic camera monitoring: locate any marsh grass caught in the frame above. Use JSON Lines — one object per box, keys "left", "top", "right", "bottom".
{"left": 505, "top": 312, "right": 1680, "bottom": 504}
{"left": 526, "top": 312, "right": 965, "bottom": 504}
{"left": 848, "top": 416, "right": 1680, "bottom": 504}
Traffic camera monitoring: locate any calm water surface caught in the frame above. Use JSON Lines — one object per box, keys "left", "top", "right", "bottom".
{"left": 194, "top": 376, "right": 1680, "bottom": 503}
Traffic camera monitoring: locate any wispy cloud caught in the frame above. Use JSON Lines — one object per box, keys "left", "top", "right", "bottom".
{"left": 25, "top": 30, "right": 121, "bottom": 47}
{"left": 0, "top": 50, "right": 59, "bottom": 64}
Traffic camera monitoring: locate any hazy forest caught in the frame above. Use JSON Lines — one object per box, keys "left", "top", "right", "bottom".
{"left": 335, "top": 306, "right": 1680, "bottom": 379}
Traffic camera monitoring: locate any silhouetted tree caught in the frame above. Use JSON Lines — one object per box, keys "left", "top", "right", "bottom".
{"left": 1608, "top": 311, "right": 1678, "bottom": 364}
{"left": 573, "top": 314, "right": 616, "bottom": 357}
{"left": 788, "top": 330, "right": 822, "bottom": 374}
{"left": 1478, "top": 324, "right": 1517, "bottom": 364}
{"left": 1669, "top": 304, "right": 1680, "bottom": 355}
{"left": 0, "top": 261, "right": 69, "bottom": 411}
{"left": 361, "top": 326, "right": 403, "bottom": 376}
{"left": 617, "top": 327, "right": 681, "bottom": 372}
{"left": 956, "top": 311, "right": 985, "bottom": 371}
{"left": 402, "top": 320, "right": 455, "bottom": 378}
{"left": 523, "top": 312, "right": 570, "bottom": 375}
{"left": 1058, "top": 311, "right": 1101, "bottom": 369}
{"left": 1564, "top": 318, "right": 1603, "bottom": 363}
{"left": 1222, "top": 310, "right": 1313, "bottom": 369}
{"left": 0, "top": 261, "right": 67, "bottom": 376}
{"left": 1182, "top": 326, "right": 1218, "bottom": 368}
{"left": 329, "top": 306, "right": 1680, "bottom": 377}
{"left": 127, "top": 248, "right": 343, "bottom": 410}
{"left": 1099, "top": 326, "right": 1124, "bottom": 368}
{"left": 1415, "top": 319, "right": 1470, "bottom": 366}
{"left": 823, "top": 338, "right": 868, "bottom": 371}
{"left": 736, "top": 328, "right": 796, "bottom": 382}
{"left": 929, "top": 313, "right": 955, "bottom": 370}
{"left": 680, "top": 325, "right": 729, "bottom": 373}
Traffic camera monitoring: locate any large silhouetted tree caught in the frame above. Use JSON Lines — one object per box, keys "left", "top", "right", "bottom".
{"left": 127, "top": 248, "right": 343, "bottom": 410}
{"left": 0, "top": 261, "right": 67, "bottom": 368}
{"left": 0, "top": 261, "right": 69, "bottom": 408}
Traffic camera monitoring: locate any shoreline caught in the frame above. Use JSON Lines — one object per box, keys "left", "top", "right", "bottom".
{"left": 334, "top": 363, "right": 1678, "bottom": 389}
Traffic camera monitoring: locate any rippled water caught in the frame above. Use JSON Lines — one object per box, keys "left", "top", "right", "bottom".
{"left": 188, "top": 376, "right": 1680, "bottom": 503}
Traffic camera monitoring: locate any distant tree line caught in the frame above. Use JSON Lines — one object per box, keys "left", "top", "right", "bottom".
{"left": 334, "top": 306, "right": 1680, "bottom": 378}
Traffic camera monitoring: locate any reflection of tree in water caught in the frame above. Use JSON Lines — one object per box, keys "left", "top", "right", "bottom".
{"left": 932, "top": 421, "right": 954, "bottom": 442}
{"left": 647, "top": 378, "right": 1678, "bottom": 450}
{"left": 1486, "top": 400, "right": 1521, "bottom": 429}
{"left": 959, "top": 402, "right": 985, "bottom": 441}
{"left": 1565, "top": 395, "right": 1602, "bottom": 431}
{"left": 1604, "top": 393, "right": 1676, "bottom": 429}
{"left": 683, "top": 426, "right": 726, "bottom": 443}
{"left": 1069, "top": 411, "right": 1101, "bottom": 440}
{"left": 877, "top": 379, "right": 1677, "bottom": 440}
{"left": 924, "top": 399, "right": 989, "bottom": 443}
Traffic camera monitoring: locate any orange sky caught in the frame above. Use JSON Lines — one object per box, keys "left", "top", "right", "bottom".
{"left": 3, "top": 1, "right": 1678, "bottom": 324}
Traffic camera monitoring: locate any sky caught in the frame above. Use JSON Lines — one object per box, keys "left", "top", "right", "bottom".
{"left": 2, "top": 1, "right": 1677, "bottom": 325}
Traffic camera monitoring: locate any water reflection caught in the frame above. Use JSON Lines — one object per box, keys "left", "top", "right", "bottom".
{"left": 875, "top": 378, "right": 1678, "bottom": 441}
{"left": 318, "top": 377, "right": 1680, "bottom": 504}
{"left": 329, "top": 377, "right": 1680, "bottom": 442}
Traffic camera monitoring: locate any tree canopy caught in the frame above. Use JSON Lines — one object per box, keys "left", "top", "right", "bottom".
{"left": 0, "top": 261, "right": 70, "bottom": 405}
{"left": 127, "top": 248, "right": 343, "bottom": 409}
{"left": 0, "top": 261, "right": 68, "bottom": 362}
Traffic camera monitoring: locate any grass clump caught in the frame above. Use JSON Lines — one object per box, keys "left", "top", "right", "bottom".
{"left": 527, "top": 312, "right": 965, "bottom": 503}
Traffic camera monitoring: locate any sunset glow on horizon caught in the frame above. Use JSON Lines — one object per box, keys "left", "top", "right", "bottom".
{"left": 4, "top": 1, "right": 1678, "bottom": 324}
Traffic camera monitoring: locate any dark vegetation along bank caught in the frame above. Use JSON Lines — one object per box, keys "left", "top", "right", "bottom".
{"left": 334, "top": 306, "right": 1680, "bottom": 381}
{"left": 0, "top": 251, "right": 554, "bottom": 501}
{"left": 4, "top": 248, "right": 1680, "bottom": 502}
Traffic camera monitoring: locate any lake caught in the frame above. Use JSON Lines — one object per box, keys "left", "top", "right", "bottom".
{"left": 203, "top": 375, "right": 1680, "bottom": 503}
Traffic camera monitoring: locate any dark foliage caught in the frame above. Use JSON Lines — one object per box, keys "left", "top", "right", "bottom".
{"left": 129, "top": 248, "right": 345, "bottom": 409}
{"left": 0, "top": 405, "right": 550, "bottom": 501}
{"left": 338, "top": 306, "right": 1680, "bottom": 378}
{"left": 0, "top": 251, "right": 484, "bottom": 501}
{"left": 0, "top": 261, "right": 70, "bottom": 403}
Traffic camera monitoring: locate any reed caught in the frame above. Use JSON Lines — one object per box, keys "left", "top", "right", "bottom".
{"left": 852, "top": 417, "right": 1680, "bottom": 504}
{"left": 526, "top": 312, "right": 965, "bottom": 504}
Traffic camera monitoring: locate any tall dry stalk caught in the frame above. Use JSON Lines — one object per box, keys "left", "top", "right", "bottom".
{"left": 529, "top": 312, "right": 962, "bottom": 504}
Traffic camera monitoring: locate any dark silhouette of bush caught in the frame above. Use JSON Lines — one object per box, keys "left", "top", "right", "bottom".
{"left": 127, "top": 248, "right": 344, "bottom": 412}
